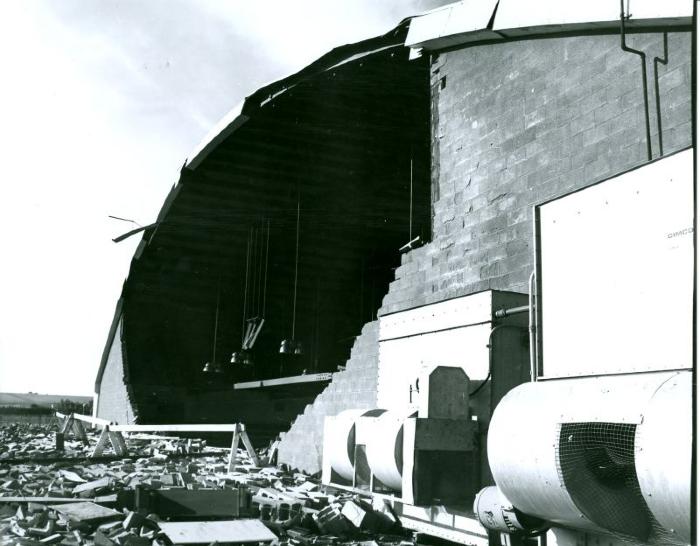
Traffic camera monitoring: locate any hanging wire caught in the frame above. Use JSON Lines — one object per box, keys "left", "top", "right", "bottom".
{"left": 212, "top": 279, "right": 221, "bottom": 364}
{"left": 256, "top": 217, "right": 264, "bottom": 317}
{"left": 409, "top": 156, "right": 414, "bottom": 241}
{"left": 262, "top": 218, "right": 270, "bottom": 317}
{"left": 241, "top": 228, "right": 252, "bottom": 344}
{"left": 250, "top": 226, "right": 258, "bottom": 319}
{"left": 291, "top": 195, "right": 301, "bottom": 339}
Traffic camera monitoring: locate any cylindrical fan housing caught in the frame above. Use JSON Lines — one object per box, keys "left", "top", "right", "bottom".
{"left": 326, "top": 409, "right": 385, "bottom": 481}
{"left": 487, "top": 371, "right": 690, "bottom": 540}
{"left": 635, "top": 372, "right": 691, "bottom": 542}
{"left": 365, "top": 410, "right": 413, "bottom": 491}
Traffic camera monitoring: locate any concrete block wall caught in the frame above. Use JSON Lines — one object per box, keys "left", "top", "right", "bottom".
{"left": 277, "top": 320, "right": 379, "bottom": 474}
{"left": 95, "top": 320, "right": 138, "bottom": 424}
{"left": 277, "top": 31, "right": 692, "bottom": 472}
{"left": 381, "top": 31, "right": 692, "bottom": 315}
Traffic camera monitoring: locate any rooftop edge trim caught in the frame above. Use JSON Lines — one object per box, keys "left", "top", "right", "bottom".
{"left": 405, "top": 0, "right": 692, "bottom": 53}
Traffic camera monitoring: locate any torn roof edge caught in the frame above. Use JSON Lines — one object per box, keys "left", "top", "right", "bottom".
{"left": 184, "top": 20, "right": 411, "bottom": 172}
{"left": 186, "top": 2, "right": 691, "bottom": 171}
{"left": 405, "top": 0, "right": 692, "bottom": 53}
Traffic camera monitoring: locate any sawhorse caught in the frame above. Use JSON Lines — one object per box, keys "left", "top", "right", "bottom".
{"left": 55, "top": 414, "right": 261, "bottom": 470}
{"left": 55, "top": 412, "right": 91, "bottom": 448}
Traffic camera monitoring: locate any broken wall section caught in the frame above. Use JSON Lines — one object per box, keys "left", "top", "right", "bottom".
{"left": 95, "top": 320, "right": 137, "bottom": 424}
{"left": 277, "top": 321, "right": 379, "bottom": 474}
{"left": 382, "top": 31, "right": 693, "bottom": 315}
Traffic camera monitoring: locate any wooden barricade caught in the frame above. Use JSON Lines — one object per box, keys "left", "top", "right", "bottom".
{"left": 54, "top": 413, "right": 259, "bottom": 471}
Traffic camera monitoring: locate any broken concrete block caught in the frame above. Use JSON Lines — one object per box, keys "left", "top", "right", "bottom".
{"left": 48, "top": 502, "right": 121, "bottom": 525}
{"left": 122, "top": 512, "right": 145, "bottom": 531}
{"left": 123, "top": 535, "right": 150, "bottom": 546}
{"left": 73, "top": 477, "right": 112, "bottom": 496}
{"left": 58, "top": 471, "right": 85, "bottom": 484}
{"left": 340, "top": 501, "right": 368, "bottom": 529}
{"left": 27, "top": 519, "right": 54, "bottom": 538}
{"left": 39, "top": 533, "right": 63, "bottom": 544}
{"left": 93, "top": 529, "right": 116, "bottom": 546}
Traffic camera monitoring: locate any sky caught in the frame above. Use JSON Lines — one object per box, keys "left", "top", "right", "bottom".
{"left": 0, "top": 0, "right": 449, "bottom": 396}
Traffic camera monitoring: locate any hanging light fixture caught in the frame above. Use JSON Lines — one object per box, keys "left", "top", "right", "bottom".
{"left": 202, "top": 361, "right": 223, "bottom": 374}
{"left": 232, "top": 219, "right": 269, "bottom": 370}
{"left": 280, "top": 195, "right": 303, "bottom": 356}
{"left": 231, "top": 351, "right": 248, "bottom": 365}
{"left": 232, "top": 229, "right": 252, "bottom": 368}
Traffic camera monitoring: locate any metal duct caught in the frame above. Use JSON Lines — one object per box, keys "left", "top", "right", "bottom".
{"left": 365, "top": 409, "right": 415, "bottom": 491}
{"left": 635, "top": 372, "right": 691, "bottom": 542}
{"left": 474, "top": 486, "right": 548, "bottom": 535}
{"left": 487, "top": 371, "right": 690, "bottom": 542}
{"left": 326, "top": 409, "right": 386, "bottom": 481}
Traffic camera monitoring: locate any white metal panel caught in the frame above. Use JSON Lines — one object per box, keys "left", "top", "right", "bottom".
{"left": 494, "top": 0, "right": 692, "bottom": 31}
{"left": 538, "top": 149, "right": 693, "bottom": 378}
{"left": 377, "top": 323, "right": 490, "bottom": 411}
{"left": 380, "top": 292, "right": 493, "bottom": 341}
{"left": 405, "top": 0, "right": 498, "bottom": 47}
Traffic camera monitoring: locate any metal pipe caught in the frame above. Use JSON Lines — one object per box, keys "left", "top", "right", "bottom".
{"left": 528, "top": 271, "right": 537, "bottom": 382}
{"left": 409, "top": 157, "right": 414, "bottom": 241}
{"left": 653, "top": 33, "right": 669, "bottom": 156}
{"left": 494, "top": 305, "right": 529, "bottom": 318}
{"left": 472, "top": 323, "right": 527, "bottom": 396}
{"left": 620, "top": 0, "right": 653, "bottom": 161}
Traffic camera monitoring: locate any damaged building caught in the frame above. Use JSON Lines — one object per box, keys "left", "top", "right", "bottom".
{"left": 94, "top": 0, "right": 693, "bottom": 484}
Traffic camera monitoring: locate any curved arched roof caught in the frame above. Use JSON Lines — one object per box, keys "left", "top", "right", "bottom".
{"left": 95, "top": 1, "right": 692, "bottom": 400}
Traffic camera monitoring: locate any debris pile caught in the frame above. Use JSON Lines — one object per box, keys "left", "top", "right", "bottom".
{"left": 0, "top": 424, "right": 92, "bottom": 460}
{"left": 0, "top": 423, "right": 412, "bottom": 546}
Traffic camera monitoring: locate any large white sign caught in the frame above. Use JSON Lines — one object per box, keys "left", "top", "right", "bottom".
{"left": 537, "top": 149, "right": 694, "bottom": 378}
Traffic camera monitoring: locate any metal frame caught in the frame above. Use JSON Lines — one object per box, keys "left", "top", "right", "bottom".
{"left": 233, "top": 372, "right": 332, "bottom": 390}
{"left": 533, "top": 205, "right": 544, "bottom": 381}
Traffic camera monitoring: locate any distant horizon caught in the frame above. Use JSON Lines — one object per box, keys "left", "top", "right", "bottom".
{"left": 0, "top": 391, "right": 93, "bottom": 401}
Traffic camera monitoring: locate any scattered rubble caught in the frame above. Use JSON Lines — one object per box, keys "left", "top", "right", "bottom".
{"left": 0, "top": 423, "right": 411, "bottom": 546}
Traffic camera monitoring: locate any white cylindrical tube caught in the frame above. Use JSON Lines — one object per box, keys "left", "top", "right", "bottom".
{"left": 326, "top": 409, "right": 382, "bottom": 481}
{"left": 487, "top": 371, "right": 689, "bottom": 536}
{"left": 635, "top": 372, "right": 691, "bottom": 542}
{"left": 365, "top": 410, "right": 411, "bottom": 491}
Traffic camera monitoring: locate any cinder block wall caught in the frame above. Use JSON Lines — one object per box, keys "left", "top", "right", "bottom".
{"left": 277, "top": 321, "right": 379, "bottom": 474}
{"left": 381, "top": 32, "right": 692, "bottom": 314}
{"left": 278, "top": 31, "right": 692, "bottom": 471}
{"left": 95, "top": 321, "right": 138, "bottom": 424}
